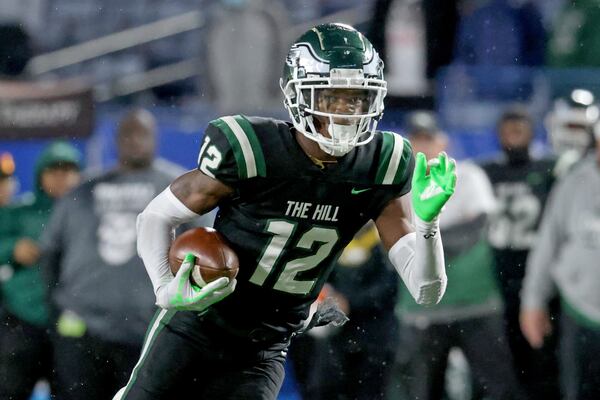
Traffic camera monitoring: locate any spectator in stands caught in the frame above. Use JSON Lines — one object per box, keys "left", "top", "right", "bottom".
{"left": 0, "top": 1, "right": 45, "bottom": 42}
{"left": 532, "top": 0, "right": 567, "bottom": 30}
{"left": 396, "top": 111, "right": 524, "bottom": 400}
{"left": 203, "top": 0, "right": 288, "bottom": 113}
{"left": 455, "top": 0, "right": 545, "bottom": 66}
{"left": 0, "top": 152, "right": 18, "bottom": 275}
{"left": 0, "top": 151, "right": 17, "bottom": 319}
{"left": 39, "top": 109, "right": 187, "bottom": 400}
{"left": 547, "top": 0, "right": 600, "bottom": 67}
{"left": 368, "top": 0, "right": 459, "bottom": 100}
{"left": 482, "top": 108, "right": 559, "bottom": 400}
{"left": 0, "top": 152, "right": 16, "bottom": 205}
{"left": 0, "top": 23, "right": 33, "bottom": 77}
{"left": 0, "top": 141, "right": 82, "bottom": 400}
{"left": 520, "top": 125, "right": 600, "bottom": 400}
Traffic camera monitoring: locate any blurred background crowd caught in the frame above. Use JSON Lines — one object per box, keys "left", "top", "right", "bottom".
{"left": 1, "top": 0, "right": 600, "bottom": 399}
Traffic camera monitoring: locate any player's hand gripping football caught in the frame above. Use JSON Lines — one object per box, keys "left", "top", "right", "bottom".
{"left": 157, "top": 254, "right": 236, "bottom": 311}
{"left": 411, "top": 152, "right": 457, "bottom": 222}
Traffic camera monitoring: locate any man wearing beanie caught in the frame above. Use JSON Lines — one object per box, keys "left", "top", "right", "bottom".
{"left": 0, "top": 141, "right": 82, "bottom": 399}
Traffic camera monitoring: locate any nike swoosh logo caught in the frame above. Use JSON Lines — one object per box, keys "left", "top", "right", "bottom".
{"left": 351, "top": 188, "right": 372, "bottom": 195}
{"left": 419, "top": 183, "right": 444, "bottom": 200}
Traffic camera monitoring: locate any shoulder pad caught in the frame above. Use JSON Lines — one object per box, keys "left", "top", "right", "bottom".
{"left": 374, "top": 131, "right": 413, "bottom": 185}
{"left": 206, "top": 115, "right": 267, "bottom": 179}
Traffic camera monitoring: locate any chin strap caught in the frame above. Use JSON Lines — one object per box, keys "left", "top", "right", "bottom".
{"left": 388, "top": 218, "right": 447, "bottom": 306}
{"left": 317, "top": 141, "right": 351, "bottom": 157}
{"left": 315, "top": 123, "right": 358, "bottom": 156}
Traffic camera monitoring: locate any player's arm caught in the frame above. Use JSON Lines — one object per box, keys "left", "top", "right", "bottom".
{"left": 138, "top": 117, "right": 256, "bottom": 310}
{"left": 375, "top": 152, "right": 456, "bottom": 305}
{"left": 170, "top": 169, "right": 234, "bottom": 213}
{"left": 39, "top": 194, "right": 71, "bottom": 320}
{"left": 520, "top": 183, "right": 564, "bottom": 348}
{"left": 136, "top": 170, "right": 235, "bottom": 310}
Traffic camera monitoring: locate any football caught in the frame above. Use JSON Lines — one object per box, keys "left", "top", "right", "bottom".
{"left": 168, "top": 227, "right": 239, "bottom": 287}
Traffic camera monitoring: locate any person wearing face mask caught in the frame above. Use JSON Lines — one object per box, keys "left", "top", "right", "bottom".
{"left": 520, "top": 117, "right": 600, "bottom": 400}
{"left": 481, "top": 107, "right": 559, "bottom": 400}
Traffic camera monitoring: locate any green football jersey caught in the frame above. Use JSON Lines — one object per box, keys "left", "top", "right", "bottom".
{"left": 197, "top": 115, "right": 413, "bottom": 336}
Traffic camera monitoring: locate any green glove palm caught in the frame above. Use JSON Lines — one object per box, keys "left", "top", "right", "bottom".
{"left": 411, "top": 152, "right": 457, "bottom": 222}
{"left": 157, "top": 253, "right": 236, "bottom": 311}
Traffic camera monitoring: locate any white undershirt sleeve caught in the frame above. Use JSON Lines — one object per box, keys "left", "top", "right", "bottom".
{"left": 388, "top": 217, "right": 447, "bottom": 305}
{"left": 136, "top": 187, "right": 199, "bottom": 303}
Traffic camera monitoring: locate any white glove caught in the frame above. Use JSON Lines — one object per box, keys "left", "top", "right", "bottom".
{"left": 155, "top": 254, "right": 236, "bottom": 311}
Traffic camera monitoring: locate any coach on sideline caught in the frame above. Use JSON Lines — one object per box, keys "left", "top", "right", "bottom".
{"left": 521, "top": 122, "right": 600, "bottom": 400}
{"left": 40, "top": 109, "right": 186, "bottom": 400}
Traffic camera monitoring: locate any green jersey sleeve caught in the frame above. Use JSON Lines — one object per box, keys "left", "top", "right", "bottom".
{"left": 367, "top": 131, "right": 414, "bottom": 219}
{"left": 374, "top": 131, "right": 414, "bottom": 186}
{"left": 197, "top": 115, "right": 267, "bottom": 187}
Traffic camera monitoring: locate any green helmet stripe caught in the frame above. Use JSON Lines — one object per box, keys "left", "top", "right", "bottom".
{"left": 357, "top": 32, "right": 366, "bottom": 51}
{"left": 120, "top": 309, "right": 176, "bottom": 399}
{"left": 290, "top": 24, "right": 373, "bottom": 66}
{"left": 234, "top": 115, "right": 267, "bottom": 177}
{"left": 311, "top": 27, "right": 325, "bottom": 50}
{"left": 376, "top": 132, "right": 408, "bottom": 185}
{"left": 210, "top": 118, "right": 248, "bottom": 179}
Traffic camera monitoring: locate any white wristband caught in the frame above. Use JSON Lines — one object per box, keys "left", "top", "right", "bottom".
{"left": 388, "top": 216, "right": 447, "bottom": 305}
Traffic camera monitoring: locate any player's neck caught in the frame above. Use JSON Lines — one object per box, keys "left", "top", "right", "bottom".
{"left": 118, "top": 159, "right": 151, "bottom": 172}
{"left": 294, "top": 130, "right": 338, "bottom": 168}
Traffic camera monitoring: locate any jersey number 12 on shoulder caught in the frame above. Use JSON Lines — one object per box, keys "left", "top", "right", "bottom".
{"left": 198, "top": 137, "right": 222, "bottom": 179}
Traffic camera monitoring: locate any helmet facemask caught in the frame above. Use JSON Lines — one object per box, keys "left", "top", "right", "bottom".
{"left": 281, "top": 25, "right": 387, "bottom": 157}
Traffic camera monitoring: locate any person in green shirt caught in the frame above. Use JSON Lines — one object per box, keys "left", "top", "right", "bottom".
{"left": 0, "top": 141, "right": 82, "bottom": 400}
{"left": 396, "top": 111, "right": 525, "bottom": 400}
{"left": 0, "top": 152, "right": 18, "bottom": 270}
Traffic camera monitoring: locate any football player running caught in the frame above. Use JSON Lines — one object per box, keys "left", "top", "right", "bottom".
{"left": 115, "top": 23, "right": 456, "bottom": 400}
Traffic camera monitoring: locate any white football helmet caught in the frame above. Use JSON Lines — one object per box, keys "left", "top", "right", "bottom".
{"left": 280, "top": 23, "right": 387, "bottom": 156}
{"left": 546, "top": 88, "right": 599, "bottom": 156}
